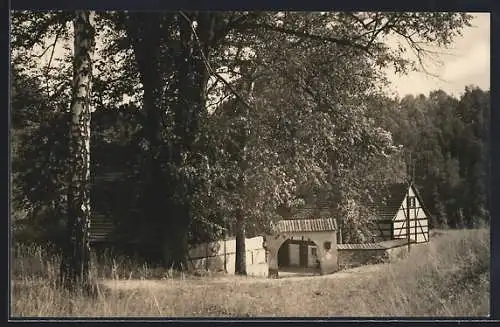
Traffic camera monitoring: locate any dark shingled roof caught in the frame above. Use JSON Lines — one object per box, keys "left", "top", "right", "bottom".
{"left": 280, "top": 184, "right": 421, "bottom": 222}
{"left": 367, "top": 182, "right": 432, "bottom": 221}
{"left": 89, "top": 214, "right": 116, "bottom": 243}
{"left": 274, "top": 217, "right": 337, "bottom": 233}
{"left": 368, "top": 182, "right": 410, "bottom": 220}
{"left": 89, "top": 212, "right": 141, "bottom": 244}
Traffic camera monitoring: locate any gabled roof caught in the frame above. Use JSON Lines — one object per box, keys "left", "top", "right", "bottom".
{"left": 368, "top": 182, "right": 432, "bottom": 221}
{"left": 274, "top": 217, "right": 337, "bottom": 234}
{"left": 408, "top": 184, "right": 434, "bottom": 222}
{"left": 368, "top": 182, "right": 409, "bottom": 220}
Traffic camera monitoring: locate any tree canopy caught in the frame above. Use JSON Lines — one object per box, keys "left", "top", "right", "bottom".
{"left": 10, "top": 11, "right": 488, "bottom": 272}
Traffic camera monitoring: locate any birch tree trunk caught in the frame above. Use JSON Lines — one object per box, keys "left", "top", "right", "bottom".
{"left": 59, "top": 10, "right": 95, "bottom": 291}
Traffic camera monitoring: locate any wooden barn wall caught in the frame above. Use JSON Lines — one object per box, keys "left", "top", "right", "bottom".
{"left": 371, "top": 219, "right": 393, "bottom": 241}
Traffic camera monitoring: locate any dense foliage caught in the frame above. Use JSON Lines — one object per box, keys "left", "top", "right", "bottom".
{"left": 10, "top": 11, "right": 488, "bottom": 273}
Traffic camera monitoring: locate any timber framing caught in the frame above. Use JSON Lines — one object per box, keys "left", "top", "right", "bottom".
{"left": 369, "top": 183, "right": 431, "bottom": 244}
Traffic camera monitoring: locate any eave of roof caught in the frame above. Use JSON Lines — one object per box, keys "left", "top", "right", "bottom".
{"left": 274, "top": 217, "right": 337, "bottom": 233}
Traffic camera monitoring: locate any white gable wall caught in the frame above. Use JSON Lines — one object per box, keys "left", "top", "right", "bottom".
{"left": 392, "top": 186, "right": 429, "bottom": 243}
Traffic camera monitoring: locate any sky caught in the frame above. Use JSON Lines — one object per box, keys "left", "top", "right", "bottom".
{"left": 30, "top": 12, "right": 490, "bottom": 101}
{"left": 384, "top": 13, "right": 490, "bottom": 98}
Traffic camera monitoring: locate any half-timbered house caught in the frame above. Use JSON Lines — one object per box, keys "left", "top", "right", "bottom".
{"left": 369, "top": 182, "right": 430, "bottom": 244}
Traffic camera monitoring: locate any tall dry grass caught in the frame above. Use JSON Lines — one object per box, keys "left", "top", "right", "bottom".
{"left": 11, "top": 228, "right": 489, "bottom": 318}
{"left": 358, "top": 228, "right": 490, "bottom": 316}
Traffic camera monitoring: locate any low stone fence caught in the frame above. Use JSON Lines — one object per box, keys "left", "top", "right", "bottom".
{"left": 187, "top": 236, "right": 268, "bottom": 277}
{"left": 337, "top": 239, "right": 412, "bottom": 269}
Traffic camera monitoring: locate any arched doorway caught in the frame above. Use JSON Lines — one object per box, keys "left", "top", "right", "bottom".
{"left": 264, "top": 217, "right": 338, "bottom": 278}
{"left": 277, "top": 239, "right": 290, "bottom": 267}
{"left": 276, "top": 238, "right": 321, "bottom": 277}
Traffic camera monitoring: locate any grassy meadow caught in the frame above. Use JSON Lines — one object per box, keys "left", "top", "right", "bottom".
{"left": 11, "top": 228, "right": 490, "bottom": 318}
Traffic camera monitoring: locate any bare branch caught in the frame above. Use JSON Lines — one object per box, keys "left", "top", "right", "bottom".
{"left": 33, "top": 44, "right": 55, "bottom": 58}
{"left": 178, "top": 11, "right": 255, "bottom": 111}
{"left": 210, "top": 12, "right": 261, "bottom": 48}
{"left": 208, "top": 92, "right": 233, "bottom": 112}
{"left": 366, "top": 13, "right": 382, "bottom": 45}
{"left": 44, "top": 23, "right": 65, "bottom": 98}
{"left": 347, "top": 12, "right": 378, "bottom": 29}
{"left": 391, "top": 27, "right": 442, "bottom": 78}
{"left": 237, "top": 22, "right": 374, "bottom": 57}
{"left": 347, "top": 12, "right": 370, "bottom": 28}
{"left": 367, "top": 14, "right": 401, "bottom": 47}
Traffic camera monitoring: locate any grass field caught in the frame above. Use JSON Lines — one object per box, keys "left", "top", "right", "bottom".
{"left": 10, "top": 228, "right": 490, "bottom": 318}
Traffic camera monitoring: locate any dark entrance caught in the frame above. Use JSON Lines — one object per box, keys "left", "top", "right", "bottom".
{"left": 277, "top": 240, "right": 290, "bottom": 267}
{"left": 277, "top": 239, "right": 319, "bottom": 269}
{"left": 299, "top": 242, "right": 308, "bottom": 267}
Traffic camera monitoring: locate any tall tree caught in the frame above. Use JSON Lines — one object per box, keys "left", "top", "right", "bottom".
{"left": 378, "top": 87, "right": 490, "bottom": 229}
{"left": 59, "top": 11, "right": 96, "bottom": 291}
{"left": 195, "top": 11, "right": 474, "bottom": 268}
{"left": 11, "top": 11, "right": 475, "bottom": 268}
{"left": 455, "top": 87, "right": 490, "bottom": 227}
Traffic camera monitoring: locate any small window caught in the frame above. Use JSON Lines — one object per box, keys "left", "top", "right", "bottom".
{"left": 324, "top": 241, "right": 331, "bottom": 250}
{"left": 311, "top": 247, "right": 317, "bottom": 256}
{"left": 408, "top": 196, "right": 416, "bottom": 208}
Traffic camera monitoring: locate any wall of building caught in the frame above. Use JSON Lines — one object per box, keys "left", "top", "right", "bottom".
{"left": 369, "top": 187, "right": 430, "bottom": 244}
{"left": 392, "top": 187, "right": 429, "bottom": 243}
{"left": 307, "top": 244, "right": 319, "bottom": 267}
{"left": 316, "top": 230, "right": 337, "bottom": 274}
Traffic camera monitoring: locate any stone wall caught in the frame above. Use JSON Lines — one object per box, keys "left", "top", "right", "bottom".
{"left": 187, "top": 236, "right": 268, "bottom": 277}
{"left": 338, "top": 245, "right": 410, "bottom": 269}
{"left": 338, "top": 249, "right": 387, "bottom": 269}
